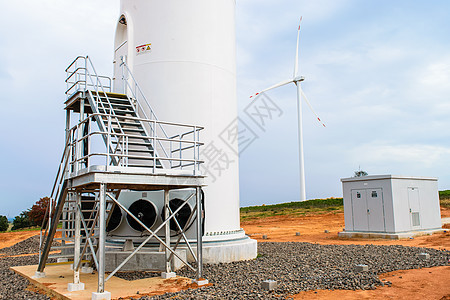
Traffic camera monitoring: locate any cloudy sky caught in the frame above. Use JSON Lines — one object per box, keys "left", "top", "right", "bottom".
{"left": 1, "top": 0, "right": 449, "bottom": 216}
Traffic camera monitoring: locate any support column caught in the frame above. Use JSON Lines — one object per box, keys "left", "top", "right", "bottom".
{"left": 196, "top": 187, "right": 203, "bottom": 280}
{"left": 92, "top": 183, "right": 111, "bottom": 300}
{"left": 194, "top": 187, "right": 208, "bottom": 286}
{"left": 68, "top": 192, "right": 84, "bottom": 292}
{"left": 162, "top": 189, "right": 175, "bottom": 279}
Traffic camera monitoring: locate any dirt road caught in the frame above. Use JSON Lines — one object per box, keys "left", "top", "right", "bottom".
{"left": 0, "top": 231, "right": 39, "bottom": 251}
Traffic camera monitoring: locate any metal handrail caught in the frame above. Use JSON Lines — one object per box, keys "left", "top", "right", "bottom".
{"left": 68, "top": 112, "right": 204, "bottom": 132}
{"left": 39, "top": 131, "right": 72, "bottom": 260}
{"left": 65, "top": 56, "right": 86, "bottom": 72}
{"left": 67, "top": 112, "right": 203, "bottom": 174}
{"left": 119, "top": 58, "right": 172, "bottom": 159}
{"left": 65, "top": 56, "right": 112, "bottom": 97}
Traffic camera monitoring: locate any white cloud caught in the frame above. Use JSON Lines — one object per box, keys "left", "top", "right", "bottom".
{"left": 350, "top": 142, "right": 450, "bottom": 171}
{"left": 420, "top": 58, "right": 450, "bottom": 90}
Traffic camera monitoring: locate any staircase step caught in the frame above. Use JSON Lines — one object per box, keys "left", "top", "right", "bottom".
{"left": 110, "top": 127, "right": 146, "bottom": 134}
{"left": 50, "top": 245, "right": 76, "bottom": 250}
{"left": 128, "top": 164, "right": 163, "bottom": 168}
{"left": 116, "top": 121, "right": 144, "bottom": 127}
{"left": 127, "top": 148, "right": 155, "bottom": 154}
{"left": 98, "top": 108, "right": 136, "bottom": 115}
{"left": 91, "top": 91, "right": 128, "bottom": 99}
{"left": 111, "top": 140, "right": 154, "bottom": 147}
{"left": 98, "top": 102, "right": 133, "bottom": 110}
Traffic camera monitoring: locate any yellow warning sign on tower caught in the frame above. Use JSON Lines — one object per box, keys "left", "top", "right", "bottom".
{"left": 136, "top": 43, "right": 152, "bottom": 55}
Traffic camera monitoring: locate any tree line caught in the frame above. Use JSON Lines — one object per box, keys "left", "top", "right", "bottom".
{"left": 0, "top": 197, "right": 52, "bottom": 232}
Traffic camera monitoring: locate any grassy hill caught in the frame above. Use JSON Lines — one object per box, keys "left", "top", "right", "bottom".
{"left": 439, "top": 190, "right": 450, "bottom": 208}
{"left": 240, "top": 198, "right": 343, "bottom": 221}
{"left": 240, "top": 191, "right": 450, "bottom": 221}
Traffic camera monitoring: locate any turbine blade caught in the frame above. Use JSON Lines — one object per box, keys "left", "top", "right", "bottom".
{"left": 294, "top": 16, "right": 302, "bottom": 78}
{"left": 299, "top": 86, "right": 326, "bottom": 127}
{"left": 250, "top": 79, "right": 294, "bottom": 98}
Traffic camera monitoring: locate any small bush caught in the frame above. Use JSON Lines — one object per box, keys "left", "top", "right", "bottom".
{"left": 0, "top": 215, "right": 8, "bottom": 232}
{"left": 28, "top": 197, "right": 51, "bottom": 227}
{"left": 12, "top": 211, "right": 32, "bottom": 231}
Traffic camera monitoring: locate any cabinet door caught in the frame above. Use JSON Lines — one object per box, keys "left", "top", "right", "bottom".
{"left": 352, "top": 190, "right": 368, "bottom": 231}
{"left": 367, "top": 189, "right": 385, "bottom": 232}
{"left": 407, "top": 187, "right": 421, "bottom": 228}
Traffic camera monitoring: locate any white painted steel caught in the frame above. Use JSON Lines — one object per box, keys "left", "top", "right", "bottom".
{"left": 367, "top": 189, "right": 385, "bottom": 232}
{"left": 115, "top": 0, "right": 241, "bottom": 238}
{"left": 73, "top": 194, "right": 81, "bottom": 285}
{"left": 341, "top": 175, "right": 442, "bottom": 234}
{"left": 296, "top": 83, "right": 306, "bottom": 202}
{"left": 351, "top": 190, "right": 368, "bottom": 231}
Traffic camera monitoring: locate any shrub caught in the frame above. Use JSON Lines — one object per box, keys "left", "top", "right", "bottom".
{"left": 12, "top": 211, "right": 32, "bottom": 230}
{"left": 0, "top": 215, "right": 8, "bottom": 232}
{"left": 28, "top": 197, "right": 51, "bottom": 227}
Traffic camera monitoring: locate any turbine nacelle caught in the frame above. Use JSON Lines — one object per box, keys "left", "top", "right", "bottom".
{"left": 293, "top": 76, "right": 305, "bottom": 83}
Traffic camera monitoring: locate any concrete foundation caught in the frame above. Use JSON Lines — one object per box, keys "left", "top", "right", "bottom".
{"left": 338, "top": 228, "right": 445, "bottom": 240}
{"left": 68, "top": 282, "right": 85, "bottom": 292}
{"left": 200, "top": 236, "right": 257, "bottom": 264}
{"left": 194, "top": 278, "right": 209, "bottom": 286}
{"left": 105, "top": 250, "right": 187, "bottom": 272}
{"left": 161, "top": 272, "right": 176, "bottom": 279}
{"left": 11, "top": 264, "right": 198, "bottom": 300}
{"left": 355, "top": 264, "right": 368, "bottom": 272}
{"left": 91, "top": 291, "right": 111, "bottom": 300}
{"left": 34, "top": 271, "right": 46, "bottom": 278}
{"left": 261, "top": 280, "right": 277, "bottom": 291}
{"left": 419, "top": 253, "right": 430, "bottom": 260}
{"left": 105, "top": 234, "right": 257, "bottom": 268}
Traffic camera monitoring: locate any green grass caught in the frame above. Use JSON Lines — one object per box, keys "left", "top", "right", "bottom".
{"left": 240, "top": 198, "right": 343, "bottom": 221}
{"left": 440, "top": 190, "right": 450, "bottom": 208}
{"left": 8, "top": 226, "right": 41, "bottom": 233}
{"left": 240, "top": 191, "right": 450, "bottom": 221}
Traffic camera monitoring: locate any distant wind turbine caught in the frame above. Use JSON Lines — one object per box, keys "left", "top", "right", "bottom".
{"left": 250, "top": 17, "right": 325, "bottom": 202}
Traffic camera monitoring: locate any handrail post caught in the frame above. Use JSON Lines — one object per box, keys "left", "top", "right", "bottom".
{"left": 97, "top": 183, "right": 107, "bottom": 293}
{"left": 75, "top": 123, "right": 80, "bottom": 174}
{"left": 170, "top": 137, "right": 173, "bottom": 170}
{"left": 126, "top": 136, "right": 129, "bottom": 167}
{"left": 84, "top": 57, "right": 87, "bottom": 92}
{"left": 197, "top": 129, "right": 201, "bottom": 173}
{"left": 153, "top": 120, "right": 156, "bottom": 173}
{"left": 107, "top": 115, "right": 111, "bottom": 171}
{"left": 196, "top": 187, "right": 203, "bottom": 280}
{"left": 87, "top": 117, "right": 91, "bottom": 169}
{"left": 193, "top": 126, "right": 197, "bottom": 175}
{"left": 179, "top": 135, "right": 182, "bottom": 170}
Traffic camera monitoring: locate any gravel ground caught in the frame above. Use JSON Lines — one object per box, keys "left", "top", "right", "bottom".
{"left": 0, "top": 254, "right": 50, "bottom": 300}
{"left": 115, "top": 271, "right": 161, "bottom": 281}
{"left": 0, "top": 238, "right": 449, "bottom": 299}
{"left": 0, "top": 235, "right": 57, "bottom": 300}
{"left": 143, "top": 242, "right": 450, "bottom": 300}
{"left": 0, "top": 235, "right": 58, "bottom": 256}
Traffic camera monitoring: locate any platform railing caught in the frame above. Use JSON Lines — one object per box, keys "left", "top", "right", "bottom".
{"left": 68, "top": 113, "right": 204, "bottom": 175}
{"left": 65, "top": 56, "right": 112, "bottom": 98}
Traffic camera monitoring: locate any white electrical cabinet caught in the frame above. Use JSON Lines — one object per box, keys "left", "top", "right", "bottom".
{"left": 340, "top": 175, "right": 442, "bottom": 238}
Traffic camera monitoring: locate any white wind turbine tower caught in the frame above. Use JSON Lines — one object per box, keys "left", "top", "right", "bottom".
{"left": 250, "top": 17, "right": 325, "bottom": 202}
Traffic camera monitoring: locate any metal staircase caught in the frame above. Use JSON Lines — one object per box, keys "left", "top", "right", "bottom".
{"left": 85, "top": 90, "right": 163, "bottom": 169}
{"left": 37, "top": 56, "right": 206, "bottom": 296}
